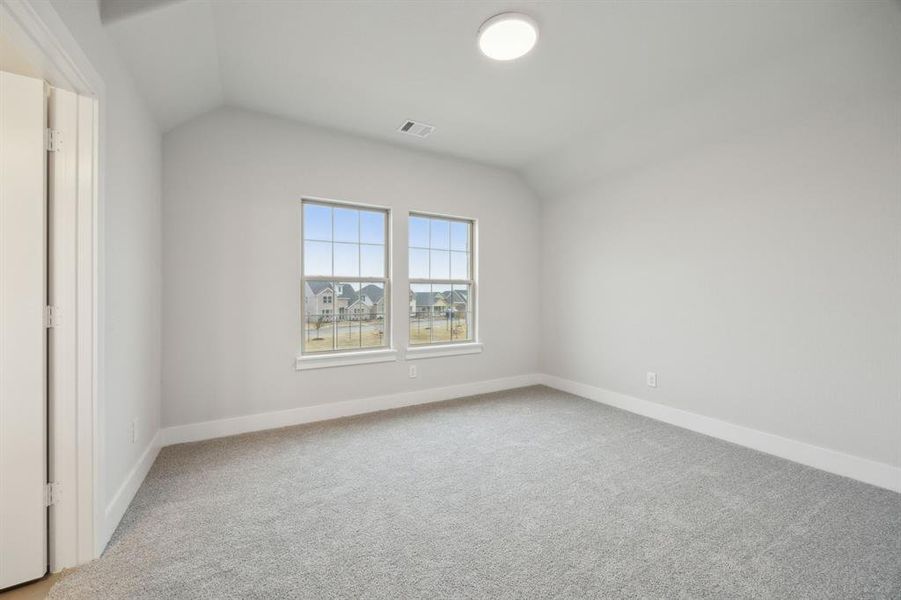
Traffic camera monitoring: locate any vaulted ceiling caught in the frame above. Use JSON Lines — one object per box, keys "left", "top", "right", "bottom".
{"left": 100, "top": 0, "right": 899, "bottom": 194}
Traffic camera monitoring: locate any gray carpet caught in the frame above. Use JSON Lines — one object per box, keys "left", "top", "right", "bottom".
{"left": 50, "top": 386, "right": 901, "bottom": 599}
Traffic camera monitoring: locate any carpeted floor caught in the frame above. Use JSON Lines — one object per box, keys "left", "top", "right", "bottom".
{"left": 49, "top": 386, "right": 901, "bottom": 599}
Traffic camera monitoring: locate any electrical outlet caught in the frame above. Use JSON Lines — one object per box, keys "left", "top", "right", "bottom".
{"left": 646, "top": 372, "right": 657, "bottom": 388}
{"left": 131, "top": 420, "right": 138, "bottom": 444}
{"left": 409, "top": 365, "right": 417, "bottom": 379}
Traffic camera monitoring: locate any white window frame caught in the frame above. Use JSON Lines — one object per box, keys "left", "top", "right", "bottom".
{"left": 406, "top": 211, "right": 481, "bottom": 360}
{"left": 297, "top": 197, "right": 396, "bottom": 370}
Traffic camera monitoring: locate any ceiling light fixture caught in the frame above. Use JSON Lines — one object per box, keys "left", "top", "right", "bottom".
{"left": 478, "top": 13, "right": 538, "bottom": 61}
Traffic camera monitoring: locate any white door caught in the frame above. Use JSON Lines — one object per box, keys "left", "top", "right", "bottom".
{"left": 0, "top": 71, "right": 48, "bottom": 589}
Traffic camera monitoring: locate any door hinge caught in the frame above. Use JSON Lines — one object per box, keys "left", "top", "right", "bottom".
{"left": 44, "top": 305, "right": 60, "bottom": 328}
{"left": 44, "top": 483, "right": 59, "bottom": 507}
{"left": 45, "top": 128, "right": 62, "bottom": 152}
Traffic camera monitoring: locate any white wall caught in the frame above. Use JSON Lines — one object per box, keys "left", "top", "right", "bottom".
{"left": 161, "top": 108, "right": 540, "bottom": 428}
{"left": 536, "top": 9, "right": 901, "bottom": 469}
{"left": 49, "top": 0, "right": 162, "bottom": 518}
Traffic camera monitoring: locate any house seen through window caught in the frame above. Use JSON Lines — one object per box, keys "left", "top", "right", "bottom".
{"left": 301, "top": 200, "right": 389, "bottom": 353}
{"left": 409, "top": 213, "right": 474, "bottom": 345}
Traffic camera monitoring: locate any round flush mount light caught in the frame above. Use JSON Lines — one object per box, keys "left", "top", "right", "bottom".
{"left": 478, "top": 12, "right": 538, "bottom": 61}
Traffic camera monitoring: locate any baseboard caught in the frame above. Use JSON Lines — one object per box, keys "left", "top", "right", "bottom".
{"left": 540, "top": 374, "right": 901, "bottom": 493}
{"left": 161, "top": 373, "right": 543, "bottom": 447}
{"left": 101, "top": 430, "right": 161, "bottom": 550}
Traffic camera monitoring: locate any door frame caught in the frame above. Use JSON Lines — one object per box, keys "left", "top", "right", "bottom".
{"left": 1, "top": 0, "right": 106, "bottom": 566}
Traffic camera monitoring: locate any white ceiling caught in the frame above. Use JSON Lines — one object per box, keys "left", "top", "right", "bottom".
{"left": 101, "top": 0, "right": 896, "bottom": 188}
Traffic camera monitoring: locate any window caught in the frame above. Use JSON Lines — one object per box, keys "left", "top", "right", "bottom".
{"left": 301, "top": 199, "right": 389, "bottom": 354}
{"left": 409, "top": 213, "right": 474, "bottom": 346}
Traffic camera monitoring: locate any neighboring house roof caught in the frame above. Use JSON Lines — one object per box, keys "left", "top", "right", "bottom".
{"left": 305, "top": 282, "right": 385, "bottom": 304}
{"left": 443, "top": 290, "right": 468, "bottom": 304}
{"left": 347, "top": 299, "right": 371, "bottom": 310}
{"left": 305, "top": 281, "right": 333, "bottom": 296}
{"left": 413, "top": 292, "right": 438, "bottom": 307}
{"left": 360, "top": 284, "right": 384, "bottom": 304}
{"left": 337, "top": 284, "right": 356, "bottom": 301}
{"left": 411, "top": 290, "right": 468, "bottom": 307}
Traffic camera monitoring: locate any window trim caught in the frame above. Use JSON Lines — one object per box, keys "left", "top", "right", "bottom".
{"left": 299, "top": 197, "right": 393, "bottom": 360}
{"left": 408, "top": 211, "right": 478, "bottom": 348}
{"left": 405, "top": 342, "right": 483, "bottom": 360}
{"left": 297, "top": 348, "right": 398, "bottom": 370}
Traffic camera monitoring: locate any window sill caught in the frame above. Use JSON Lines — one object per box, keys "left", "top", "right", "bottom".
{"left": 405, "top": 342, "right": 483, "bottom": 361}
{"left": 296, "top": 348, "right": 398, "bottom": 371}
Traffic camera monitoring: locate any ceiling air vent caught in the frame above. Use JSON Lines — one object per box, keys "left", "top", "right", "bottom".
{"left": 398, "top": 119, "right": 435, "bottom": 138}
